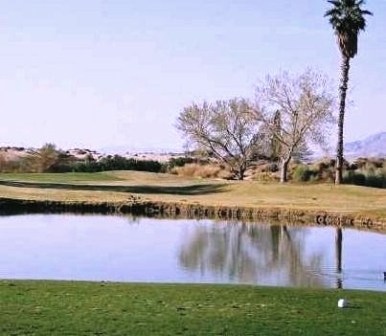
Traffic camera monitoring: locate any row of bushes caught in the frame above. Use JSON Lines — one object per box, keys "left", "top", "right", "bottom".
{"left": 50, "top": 155, "right": 164, "bottom": 173}
{"left": 1, "top": 145, "right": 385, "bottom": 188}
{"left": 0, "top": 152, "right": 200, "bottom": 175}
{"left": 343, "top": 170, "right": 386, "bottom": 188}
{"left": 292, "top": 159, "right": 386, "bottom": 188}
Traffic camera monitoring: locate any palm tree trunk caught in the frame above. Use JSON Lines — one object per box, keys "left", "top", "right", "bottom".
{"left": 335, "top": 56, "right": 351, "bottom": 184}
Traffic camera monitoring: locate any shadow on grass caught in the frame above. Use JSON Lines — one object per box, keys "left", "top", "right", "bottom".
{"left": 0, "top": 180, "right": 226, "bottom": 196}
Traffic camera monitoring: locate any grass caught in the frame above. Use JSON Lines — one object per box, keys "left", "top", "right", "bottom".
{"left": 0, "top": 171, "right": 385, "bottom": 220}
{"left": 0, "top": 172, "right": 123, "bottom": 183}
{"left": 1, "top": 281, "right": 385, "bottom": 336}
{"left": 0, "top": 174, "right": 385, "bottom": 335}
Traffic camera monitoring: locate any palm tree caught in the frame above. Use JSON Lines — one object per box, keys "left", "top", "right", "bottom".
{"left": 324, "top": 0, "right": 372, "bottom": 184}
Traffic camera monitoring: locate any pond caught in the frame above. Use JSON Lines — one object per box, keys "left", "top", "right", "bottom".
{"left": 0, "top": 214, "right": 385, "bottom": 291}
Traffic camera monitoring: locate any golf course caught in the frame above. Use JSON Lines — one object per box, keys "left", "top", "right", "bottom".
{"left": 0, "top": 171, "right": 385, "bottom": 228}
{"left": 0, "top": 171, "right": 385, "bottom": 335}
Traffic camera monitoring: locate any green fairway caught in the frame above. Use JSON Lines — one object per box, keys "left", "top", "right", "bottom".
{"left": 0, "top": 172, "right": 385, "bottom": 335}
{"left": 0, "top": 281, "right": 385, "bottom": 336}
{"left": 0, "top": 171, "right": 385, "bottom": 223}
{"left": 0, "top": 172, "right": 123, "bottom": 183}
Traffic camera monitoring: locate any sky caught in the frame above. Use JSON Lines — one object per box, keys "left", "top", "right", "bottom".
{"left": 0, "top": 0, "right": 385, "bottom": 152}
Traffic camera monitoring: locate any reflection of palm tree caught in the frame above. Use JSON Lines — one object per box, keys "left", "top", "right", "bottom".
{"left": 179, "top": 222, "right": 327, "bottom": 288}
{"left": 335, "top": 228, "right": 343, "bottom": 289}
{"left": 270, "top": 226, "right": 281, "bottom": 262}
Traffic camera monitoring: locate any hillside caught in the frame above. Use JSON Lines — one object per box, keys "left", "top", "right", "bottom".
{"left": 345, "top": 132, "right": 386, "bottom": 158}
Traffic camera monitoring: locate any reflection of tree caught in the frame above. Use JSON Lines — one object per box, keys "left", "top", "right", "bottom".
{"left": 335, "top": 228, "right": 343, "bottom": 289}
{"left": 179, "top": 222, "right": 327, "bottom": 288}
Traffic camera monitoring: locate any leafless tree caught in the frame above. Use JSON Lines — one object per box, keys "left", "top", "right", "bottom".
{"left": 255, "top": 70, "right": 335, "bottom": 183}
{"left": 176, "top": 98, "right": 263, "bottom": 180}
{"left": 179, "top": 222, "right": 326, "bottom": 287}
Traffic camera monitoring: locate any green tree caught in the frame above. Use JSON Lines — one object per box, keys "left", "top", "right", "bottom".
{"left": 325, "top": 0, "right": 372, "bottom": 184}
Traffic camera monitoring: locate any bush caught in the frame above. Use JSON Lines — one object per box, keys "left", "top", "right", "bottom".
{"left": 292, "top": 165, "right": 318, "bottom": 182}
{"left": 171, "top": 163, "right": 228, "bottom": 178}
{"left": 253, "top": 172, "right": 279, "bottom": 182}
{"left": 343, "top": 169, "right": 386, "bottom": 188}
{"left": 254, "top": 162, "right": 279, "bottom": 174}
{"left": 82, "top": 155, "right": 163, "bottom": 173}
{"left": 339, "top": 158, "right": 385, "bottom": 188}
{"left": 343, "top": 171, "right": 366, "bottom": 186}
{"left": 364, "top": 169, "right": 386, "bottom": 188}
{"left": 167, "top": 157, "right": 196, "bottom": 170}
{"left": 365, "top": 174, "right": 383, "bottom": 188}
{"left": 14, "top": 155, "right": 163, "bottom": 174}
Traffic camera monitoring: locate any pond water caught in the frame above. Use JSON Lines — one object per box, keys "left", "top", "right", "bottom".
{"left": 0, "top": 214, "right": 385, "bottom": 291}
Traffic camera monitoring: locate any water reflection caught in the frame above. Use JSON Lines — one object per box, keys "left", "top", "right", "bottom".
{"left": 179, "top": 223, "right": 327, "bottom": 288}
{"left": 335, "top": 228, "right": 343, "bottom": 289}
{"left": 0, "top": 215, "right": 385, "bottom": 291}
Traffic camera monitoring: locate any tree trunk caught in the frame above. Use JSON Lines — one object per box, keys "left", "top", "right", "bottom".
{"left": 280, "top": 157, "right": 291, "bottom": 183}
{"left": 335, "top": 227, "right": 343, "bottom": 289}
{"left": 237, "top": 163, "right": 246, "bottom": 180}
{"left": 335, "top": 56, "right": 351, "bottom": 184}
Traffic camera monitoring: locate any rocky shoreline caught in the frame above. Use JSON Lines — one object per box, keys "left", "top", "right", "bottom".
{"left": 0, "top": 197, "right": 384, "bottom": 233}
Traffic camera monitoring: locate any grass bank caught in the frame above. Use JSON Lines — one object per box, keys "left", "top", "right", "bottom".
{"left": 0, "top": 171, "right": 385, "bottom": 229}
{"left": 1, "top": 281, "right": 385, "bottom": 336}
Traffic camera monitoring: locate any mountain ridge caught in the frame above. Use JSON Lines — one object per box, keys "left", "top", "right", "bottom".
{"left": 344, "top": 132, "right": 386, "bottom": 158}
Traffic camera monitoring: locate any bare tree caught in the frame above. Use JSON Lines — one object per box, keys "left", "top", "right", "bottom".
{"left": 176, "top": 98, "right": 263, "bottom": 180}
{"left": 179, "top": 222, "right": 326, "bottom": 287}
{"left": 256, "top": 70, "right": 335, "bottom": 183}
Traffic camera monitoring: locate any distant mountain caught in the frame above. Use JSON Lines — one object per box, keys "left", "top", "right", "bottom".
{"left": 345, "top": 132, "right": 386, "bottom": 158}
{"left": 99, "top": 145, "right": 182, "bottom": 155}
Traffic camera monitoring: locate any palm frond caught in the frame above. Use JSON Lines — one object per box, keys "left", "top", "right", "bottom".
{"left": 361, "top": 9, "right": 373, "bottom": 16}
{"left": 324, "top": 0, "right": 372, "bottom": 58}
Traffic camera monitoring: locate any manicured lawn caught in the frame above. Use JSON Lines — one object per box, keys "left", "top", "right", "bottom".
{"left": 0, "top": 172, "right": 123, "bottom": 183}
{"left": 0, "top": 173, "right": 385, "bottom": 334}
{"left": 0, "top": 171, "right": 385, "bottom": 221}
{"left": 1, "top": 281, "right": 385, "bottom": 336}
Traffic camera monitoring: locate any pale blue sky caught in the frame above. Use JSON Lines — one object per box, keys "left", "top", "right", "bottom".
{"left": 0, "top": 0, "right": 384, "bottom": 151}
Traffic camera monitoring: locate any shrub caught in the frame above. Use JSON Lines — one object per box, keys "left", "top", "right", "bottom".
{"left": 255, "top": 162, "right": 279, "bottom": 173}
{"left": 343, "top": 160, "right": 386, "bottom": 189}
{"left": 292, "top": 165, "right": 318, "bottom": 182}
{"left": 171, "top": 163, "right": 226, "bottom": 178}
{"left": 365, "top": 174, "right": 383, "bottom": 188}
{"left": 253, "top": 172, "right": 279, "bottom": 182}
{"left": 167, "top": 157, "right": 196, "bottom": 170}
{"left": 320, "top": 169, "right": 334, "bottom": 183}
{"left": 343, "top": 171, "right": 366, "bottom": 186}
{"left": 363, "top": 169, "right": 386, "bottom": 188}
